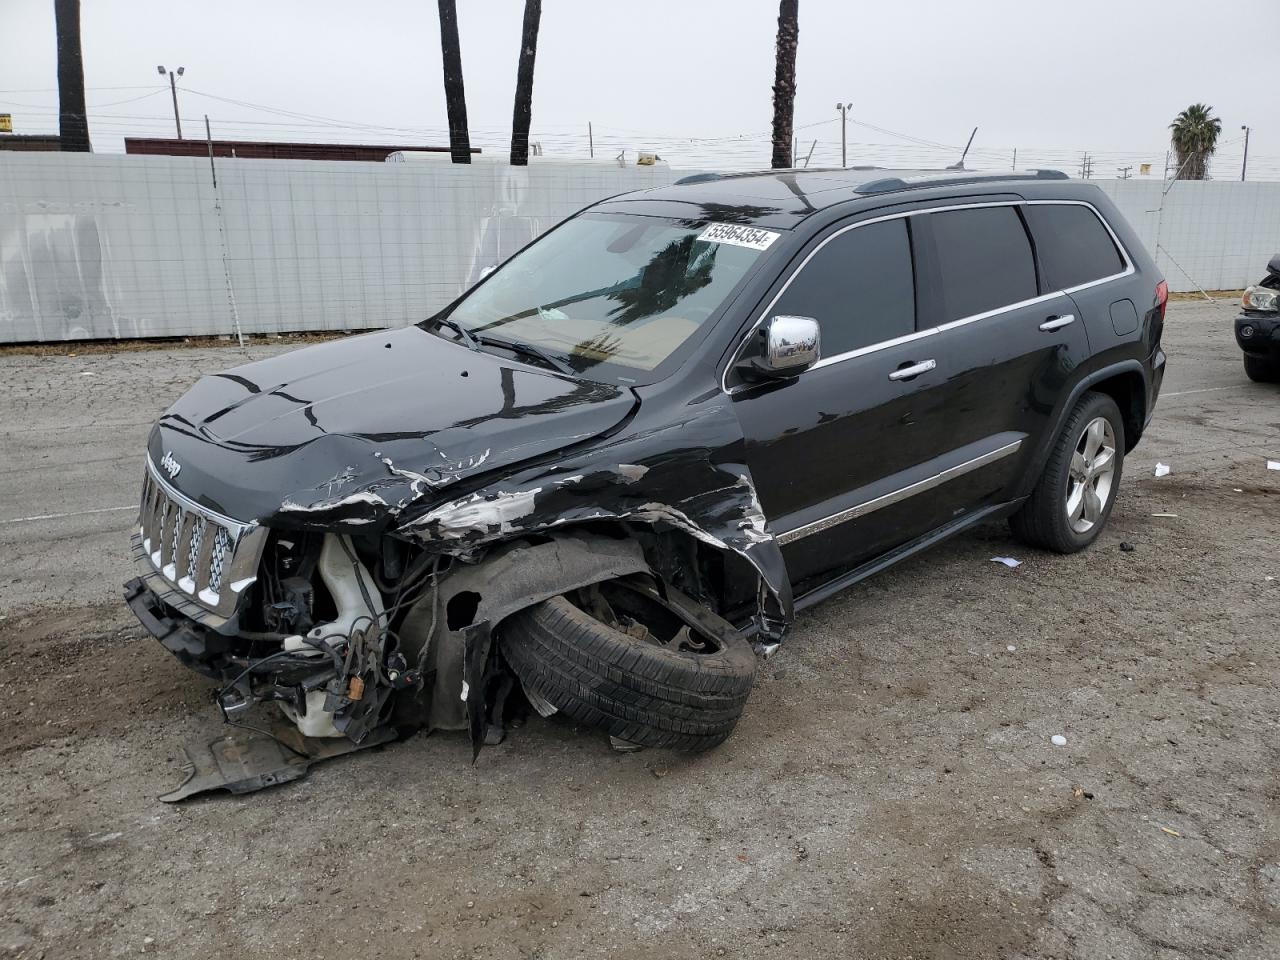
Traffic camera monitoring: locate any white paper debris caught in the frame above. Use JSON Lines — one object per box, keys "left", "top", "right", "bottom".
{"left": 1151, "top": 513, "right": 1179, "bottom": 518}
{"left": 1154, "top": 463, "right": 1171, "bottom": 477}
{"left": 990, "top": 557, "right": 1022, "bottom": 568}
{"left": 1051, "top": 734, "right": 1067, "bottom": 746}
{"left": 1233, "top": 488, "right": 1244, "bottom": 493}
{"left": 1007, "top": 645, "right": 1017, "bottom": 653}
{"left": 1267, "top": 460, "right": 1280, "bottom": 471}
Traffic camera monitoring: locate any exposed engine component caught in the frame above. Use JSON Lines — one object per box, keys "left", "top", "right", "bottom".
{"left": 276, "top": 535, "right": 386, "bottom": 738}
{"left": 208, "top": 534, "right": 419, "bottom": 745}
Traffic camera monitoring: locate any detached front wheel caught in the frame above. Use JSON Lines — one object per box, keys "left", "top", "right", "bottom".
{"left": 500, "top": 580, "right": 757, "bottom": 752}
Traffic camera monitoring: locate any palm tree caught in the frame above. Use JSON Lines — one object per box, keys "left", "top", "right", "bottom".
{"left": 769, "top": 0, "right": 799, "bottom": 169}
{"left": 510, "top": 0, "right": 541, "bottom": 165}
{"left": 54, "top": 0, "right": 90, "bottom": 152}
{"left": 437, "top": 0, "right": 471, "bottom": 163}
{"left": 1169, "top": 103, "right": 1222, "bottom": 181}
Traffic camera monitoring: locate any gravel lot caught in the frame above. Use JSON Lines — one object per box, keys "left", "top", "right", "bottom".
{"left": 2, "top": 300, "right": 1278, "bottom": 960}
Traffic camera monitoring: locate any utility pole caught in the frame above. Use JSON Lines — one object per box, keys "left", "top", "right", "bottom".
{"left": 1118, "top": 165, "right": 1132, "bottom": 180}
{"left": 157, "top": 64, "right": 184, "bottom": 139}
{"left": 1079, "top": 152, "right": 1093, "bottom": 179}
{"left": 588, "top": 121, "right": 593, "bottom": 158}
{"left": 835, "top": 102, "right": 851, "bottom": 168}
{"left": 1241, "top": 125, "right": 1251, "bottom": 181}
{"left": 1012, "top": 147, "right": 1017, "bottom": 171}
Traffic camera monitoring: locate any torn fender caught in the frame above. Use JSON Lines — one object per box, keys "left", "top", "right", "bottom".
{"left": 395, "top": 533, "right": 653, "bottom": 754}
{"left": 397, "top": 400, "right": 793, "bottom": 641}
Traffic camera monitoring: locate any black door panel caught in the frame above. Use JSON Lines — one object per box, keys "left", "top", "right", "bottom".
{"left": 733, "top": 201, "right": 1095, "bottom": 595}
{"left": 776, "top": 430, "right": 1024, "bottom": 590}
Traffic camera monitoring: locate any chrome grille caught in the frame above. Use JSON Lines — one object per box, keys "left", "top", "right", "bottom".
{"left": 186, "top": 516, "right": 206, "bottom": 581}
{"left": 207, "top": 525, "right": 232, "bottom": 595}
{"left": 167, "top": 505, "right": 186, "bottom": 579}
{"left": 137, "top": 458, "right": 267, "bottom": 619}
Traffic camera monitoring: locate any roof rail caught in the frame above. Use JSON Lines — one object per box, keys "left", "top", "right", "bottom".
{"left": 674, "top": 165, "right": 885, "bottom": 186}
{"left": 857, "top": 168, "right": 1069, "bottom": 195}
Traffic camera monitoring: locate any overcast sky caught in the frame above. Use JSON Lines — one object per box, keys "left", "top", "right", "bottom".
{"left": 1, "top": 0, "right": 1272, "bottom": 178}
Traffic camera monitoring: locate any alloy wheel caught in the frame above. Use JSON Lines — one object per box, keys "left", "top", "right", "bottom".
{"left": 1066, "top": 416, "right": 1117, "bottom": 533}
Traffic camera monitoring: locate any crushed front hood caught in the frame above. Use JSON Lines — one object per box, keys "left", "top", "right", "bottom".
{"left": 149, "top": 327, "right": 636, "bottom": 526}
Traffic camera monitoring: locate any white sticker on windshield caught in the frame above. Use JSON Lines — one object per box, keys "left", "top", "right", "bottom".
{"left": 697, "top": 222, "right": 781, "bottom": 251}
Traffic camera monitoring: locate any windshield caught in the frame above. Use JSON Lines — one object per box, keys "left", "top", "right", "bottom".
{"left": 433, "top": 213, "right": 775, "bottom": 380}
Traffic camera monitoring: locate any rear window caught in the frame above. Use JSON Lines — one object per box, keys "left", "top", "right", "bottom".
{"left": 929, "top": 207, "right": 1038, "bottom": 322}
{"left": 771, "top": 218, "right": 915, "bottom": 356}
{"left": 1023, "top": 203, "right": 1126, "bottom": 290}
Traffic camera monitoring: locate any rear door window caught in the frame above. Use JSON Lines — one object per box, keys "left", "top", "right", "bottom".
{"left": 1023, "top": 203, "right": 1126, "bottom": 290}
{"left": 929, "top": 206, "right": 1038, "bottom": 322}
{"left": 772, "top": 218, "right": 915, "bottom": 357}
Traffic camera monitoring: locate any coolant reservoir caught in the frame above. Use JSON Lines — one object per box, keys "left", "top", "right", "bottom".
{"left": 279, "top": 691, "right": 342, "bottom": 739}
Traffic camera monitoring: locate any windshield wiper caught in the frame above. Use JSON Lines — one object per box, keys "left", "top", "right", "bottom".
{"left": 479, "top": 336, "right": 576, "bottom": 375}
{"left": 434, "top": 317, "right": 480, "bottom": 351}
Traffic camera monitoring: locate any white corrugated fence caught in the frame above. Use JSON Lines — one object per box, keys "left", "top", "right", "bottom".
{"left": 2, "top": 152, "right": 1277, "bottom": 343}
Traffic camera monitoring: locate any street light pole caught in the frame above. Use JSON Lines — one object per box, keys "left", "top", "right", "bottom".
{"left": 1241, "top": 125, "right": 1251, "bottom": 181}
{"left": 835, "top": 102, "right": 851, "bottom": 168}
{"left": 158, "top": 64, "right": 185, "bottom": 139}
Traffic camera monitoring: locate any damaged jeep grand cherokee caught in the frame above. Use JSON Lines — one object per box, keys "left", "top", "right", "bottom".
{"left": 125, "top": 168, "right": 1166, "bottom": 775}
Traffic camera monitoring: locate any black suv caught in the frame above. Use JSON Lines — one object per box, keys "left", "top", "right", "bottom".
{"left": 1235, "top": 254, "right": 1280, "bottom": 382}
{"left": 125, "top": 168, "right": 1167, "bottom": 765}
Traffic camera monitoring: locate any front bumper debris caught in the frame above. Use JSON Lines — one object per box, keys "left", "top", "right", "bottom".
{"left": 158, "top": 719, "right": 397, "bottom": 802}
{"left": 124, "top": 576, "right": 235, "bottom": 680}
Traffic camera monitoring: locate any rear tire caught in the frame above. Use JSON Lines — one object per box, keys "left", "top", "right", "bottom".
{"left": 1010, "top": 391, "right": 1125, "bottom": 553}
{"left": 500, "top": 589, "right": 756, "bottom": 752}
{"left": 1243, "top": 354, "right": 1280, "bottom": 383}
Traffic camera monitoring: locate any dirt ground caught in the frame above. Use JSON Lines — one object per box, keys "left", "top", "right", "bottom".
{"left": 2, "top": 299, "right": 1278, "bottom": 959}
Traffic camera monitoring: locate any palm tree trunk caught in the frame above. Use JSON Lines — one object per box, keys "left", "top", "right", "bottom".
{"left": 509, "top": 0, "right": 541, "bottom": 166}
{"left": 54, "top": 0, "right": 90, "bottom": 152}
{"left": 770, "top": 0, "right": 799, "bottom": 169}
{"left": 437, "top": 0, "right": 471, "bottom": 164}
{"left": 1174, "top": 149, "right": 1208, "bottom": 181}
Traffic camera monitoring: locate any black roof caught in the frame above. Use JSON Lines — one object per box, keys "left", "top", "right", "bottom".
{"left": 597, "top": 167, "right": 1073, "bottom": 230}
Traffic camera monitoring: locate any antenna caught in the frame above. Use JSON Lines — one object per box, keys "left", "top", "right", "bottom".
{"left": 947, "top": 127, "right": 978, "bottom": 170}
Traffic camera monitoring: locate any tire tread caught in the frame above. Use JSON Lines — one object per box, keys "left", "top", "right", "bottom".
{"left": 500, "top": 594, "right": 756, "bottom": 752}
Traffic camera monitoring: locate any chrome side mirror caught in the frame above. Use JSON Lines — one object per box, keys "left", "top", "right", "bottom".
{"left": 742, "top": 315, "right": 820, "bottom": 379}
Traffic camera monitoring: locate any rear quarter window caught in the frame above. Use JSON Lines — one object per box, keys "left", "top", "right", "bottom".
{"left": 1023, "top": 203, "right": 1126, "bottom": 290}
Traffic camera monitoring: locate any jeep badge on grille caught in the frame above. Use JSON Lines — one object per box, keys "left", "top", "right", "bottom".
{"left": 160, "top": 451, "right": 181, "bottom": 479}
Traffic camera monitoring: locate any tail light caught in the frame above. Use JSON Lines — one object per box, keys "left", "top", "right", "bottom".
{"left": 1155, "top": 280, "right": 1168, "bottom": 322}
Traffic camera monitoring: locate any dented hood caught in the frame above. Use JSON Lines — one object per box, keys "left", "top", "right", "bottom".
{"left": 149, "top": 327, "right": 636, "bottom": 524}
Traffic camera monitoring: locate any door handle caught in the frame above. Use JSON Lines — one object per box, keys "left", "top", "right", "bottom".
{"left": 888, "top": 359, "right": 936, "bottom": 381}
{"left": 1039, "top": 314, "right": 1075, "bottom": 332}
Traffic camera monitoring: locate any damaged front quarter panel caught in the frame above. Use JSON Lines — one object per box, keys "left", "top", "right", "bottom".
{"left": 396, "top": 395, "right": 793, "bottom": 641}
{"left": 258, "top": 391, "right": 792, "bottom": 768}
